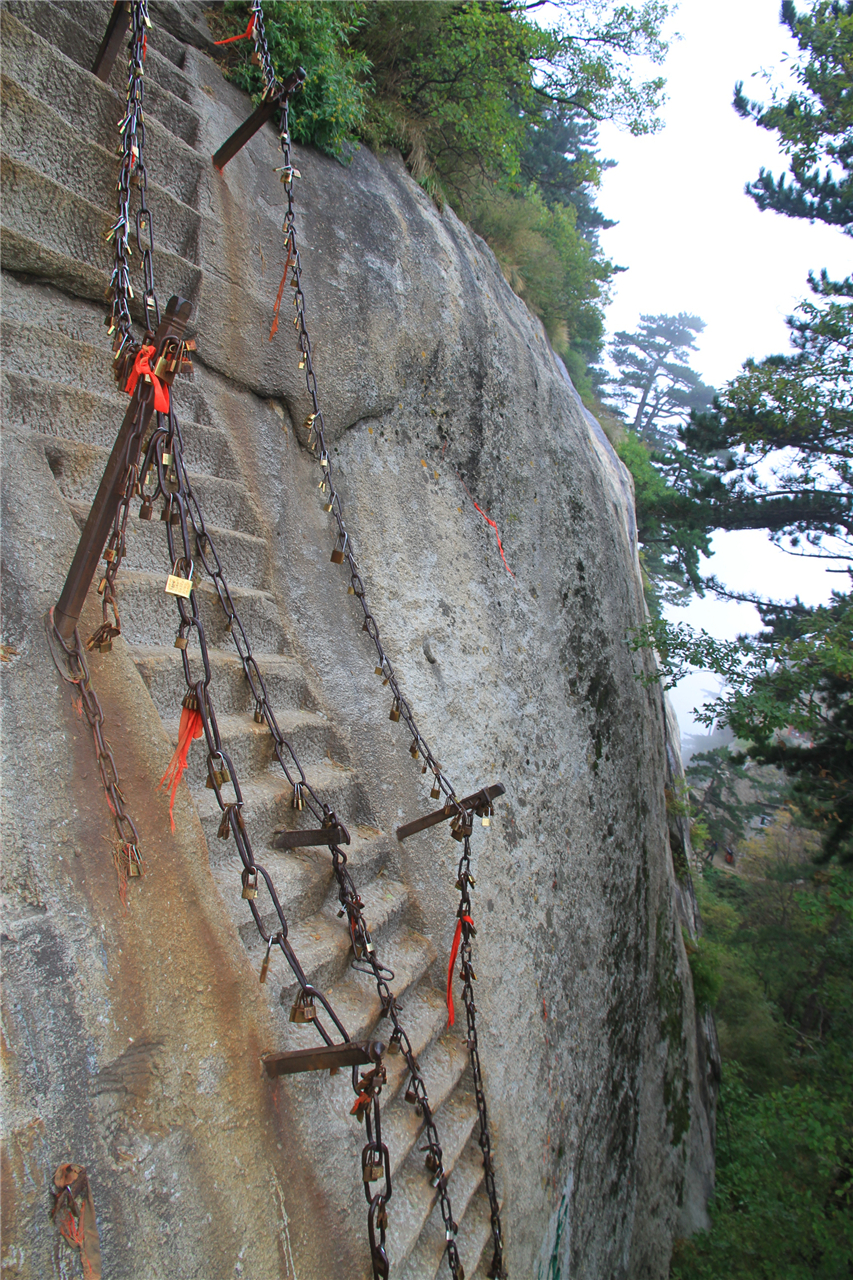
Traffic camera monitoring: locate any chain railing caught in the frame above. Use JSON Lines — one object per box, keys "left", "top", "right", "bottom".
{"left": 250, "top": 2, "right": 506, "bottom": 1270}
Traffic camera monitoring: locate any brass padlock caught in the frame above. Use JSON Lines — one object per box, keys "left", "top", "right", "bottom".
{"left": 289, "top": 993, "right": 316, "bottom": 1023}
{"left": 253, "top": 704, "right": 264, "bottom": 724}
{"left": 174, "top": 633, "right": 188, "bottom": 650}
{"left": 182, "top": 689, "right": 199, "bottom": 712}
{"left": 404, "top": 1082, "right": 419, "bottom": 1106}
{"left": 165, "top": 559, "right": 193, "bottom": 599}
{"left": 104, "top": 548, "right": 117, "bottom": 563}
{"left": 363, "top": 1158, "right": 384, "bottom": 1183}
{"left": 389, "top": 701, "right": 400, "bottom": 723}
{"left": 409, "top": 742, "right": 419, "bottom": 759}
{"left": 431, "top": 782, "right": 441, "bottom": 800}
{"left": 161, "top": 451, "right": 172, "bottom": 467}
{"left": 292, "top": 782, "right": 304, "bottom": 811}
{"left": 324, "top": 501, "right": 334, "bottom": 513}
{"left": 241, "top": 868, "right": 258, "bottom": 900}
{"left": 139, "top": 497, "right": 153, "bottom": 520}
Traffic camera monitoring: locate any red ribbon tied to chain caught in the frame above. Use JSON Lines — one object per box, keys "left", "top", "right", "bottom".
{"left": 124, "top": 344, "right": 169, "bottom": 413}
{"left": 158, "top": 702, "right": 203, "bottom": 830}
{"left": 214, "top": 14, "right": 255, "bottom": 44}
{"left": 446, "top": 914, "right": 475, "bottom": 1026}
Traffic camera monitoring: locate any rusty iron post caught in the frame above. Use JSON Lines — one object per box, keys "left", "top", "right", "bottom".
{"left": 53, "top": 296, "right": 193, "bottom": 641}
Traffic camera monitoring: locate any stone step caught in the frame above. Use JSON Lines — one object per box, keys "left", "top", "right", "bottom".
{"left": 4, "top": 3, "right": 196, "bottom": 100}
{"left": 244, "top": 874, "right": 411, "bottom": 1000}
{"left": 192, "top": 768, "right": 377, "bottom": 863}
{"left": 5, "top": 376, "right": 229, "bottom": 474}
{"left": 160, "top": 708, "right": 348, "bottom": 790}
{"left": 209, "top": 822, "right": 391, "bottom": 926}
{"left": 461, "top": 1190, "right": 500, "bottom": 1280}
{"left": 260, "top": 928, "right": 440, "bottom": 1072}
{"left": 398, "top": 1132, "right": 488, "bottom": 1280}
{"left": 380, "top": 1032, "right": 471, "bottom": 1190}
{"left": 0, "top": 154, "right": 202, "bottom": 315}
{"left": 130, "top": 518, "right": 269, "bottom": 591}
{"left": 131, "top": 645, "right": 319, "bottom": 717}
{"left": 110, "top": 570, "right": 290, "bottom": 654}
{"left": 41, "top": 435, "right": 259, "bottom": 532}
{"left": 0, "top": 69, "right": 204, "bottom": 231}
{"left": 1, "top": 318, "right": 213, "bottom": 420}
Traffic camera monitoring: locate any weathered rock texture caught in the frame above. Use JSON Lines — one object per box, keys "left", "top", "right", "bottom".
{"left": 0, "top": 3, "right": 715, "bottom": 1276}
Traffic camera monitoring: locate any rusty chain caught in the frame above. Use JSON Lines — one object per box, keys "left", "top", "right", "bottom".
{"left": 252, "top": 2, "right": 506, "bottom": 1271}
{"left": 45, "top": 608, "right": 143, "bottom": 892}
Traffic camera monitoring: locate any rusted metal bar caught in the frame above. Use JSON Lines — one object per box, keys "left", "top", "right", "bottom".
{"left": 92, "top": 1, "right": 131, "bottom": 82}
{"left": 396, "top": 783, "right": 505, "bottom": 843}
{"left": 272, "top": 823, "right": 350, "bottom": 851}
{"left": 211, "top": 69, "right": 305, "bottom": 171}
{"left": 262, "top": 1039, "right": 385, "bottom": 1078}
{"left": 53, "top": 296, "right": 193, "bottom": 641}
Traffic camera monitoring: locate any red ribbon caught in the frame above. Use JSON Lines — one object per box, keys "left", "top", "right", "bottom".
{"left": 446, "top": 914, "right": 474, "bottom": 1026}
{"left": 269, "top": 244, "right": 294, "bottom": 341}
{"left": 158, "top": 705, "right": 203, "bottom": 830}
{"left": 214, "top": 15, "right": 255, "bottom": 44}
{"left": 124, "top": 344, "right": 169, "bottom": 413}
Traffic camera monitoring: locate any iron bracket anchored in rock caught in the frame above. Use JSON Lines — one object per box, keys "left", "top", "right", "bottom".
{"left": 396, "top": 783, "right": 505, "bottom": 842}
{"left": 212, "top": 69, "right": 306, "bottom": 171}
{"left": 272, "top": 822, "right": 351, "bottom": 851}
{"left": 262, "top": 1039, "right": 385, "bottom": 1078}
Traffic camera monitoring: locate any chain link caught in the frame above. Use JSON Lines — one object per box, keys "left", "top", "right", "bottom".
{"left": 46, "top": 609, "right": 143, "bottom": 894}
{"left": 251, "top": 2, "right": 506, "bottom": 1270}
{"left": 105, "top": 0, "right": 159, "bottom": 382}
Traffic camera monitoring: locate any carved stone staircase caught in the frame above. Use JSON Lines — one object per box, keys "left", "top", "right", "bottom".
{"left": 1, "top": 3, "right": 497, "bottom": 1274}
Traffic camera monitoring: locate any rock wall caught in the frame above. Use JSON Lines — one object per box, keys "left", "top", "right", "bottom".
{"left": 1, "top": 3, "right": 715, "bottom": 1276}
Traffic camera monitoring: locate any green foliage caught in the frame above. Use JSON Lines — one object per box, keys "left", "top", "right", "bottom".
{"left": 468, "top": 184, "right": 613, "bottom": 353}
{"left": 616, "top": 430, "right": 712, "bottom": 610}
{"left": 734, "top": 0, "right": 853, "bottom": 232}
{"left": 219, "top": 1, "right": 370, "bottom": 156}
{"left": 682, "top": 929, "right": 723, "bottom": 1013}
{"left": 633, "top": 593, "right": 853, "bottom": 861}
{"left": 672, "top": 862, "right": 853, "bottom": 1277}
{"left": 520, "top": 106, "right": 616, "bottom": 245}
{"left": 683, "top": 272, "right": 853, "bottom": 556}
{"left": 686, "top": 746, "right": 788, "bottom": 851}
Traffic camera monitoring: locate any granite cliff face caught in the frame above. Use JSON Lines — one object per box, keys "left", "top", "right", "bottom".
{"left": 1, "top": 3, "right": 715, "bottom": 1276}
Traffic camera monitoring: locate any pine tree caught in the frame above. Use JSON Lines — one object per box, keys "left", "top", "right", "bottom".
{"left": 607, "top": 313, "right": 716, "bottom": 447}
{"left": 734, "top": 0, "right": 853, "bottom": 232}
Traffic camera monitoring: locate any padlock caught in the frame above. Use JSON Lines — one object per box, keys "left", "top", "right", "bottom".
{"left": 161, "top": 451, "right": 172, "bottom": 467}
{"left": 389, "top": 701, "right": 400, "bottom": 723}
{"left": 292, "top": 782, "right": 304, "bottom": 811}
{"left": 139, "top": 496, "right": 153, "bottom": 520}
{"left": 289, "top": 993, "right": 316, "bottom": 1023}
{"left": 409, "top": 742, "right": 419, "bottom": 759}
{"left": 104, "top": 548, "right": 117, "bottom": 563}
{"left": 424, "top": 1149, "right": 441, "bottom": 1174}
{"left": 241, "top": 868, "right": 258, "bottom": 900}
{"left": 165, "top": 559, "right": 193, "bottom": 599}
{"left": 174, "top": 633, "right": 188, "bottom": 650}
{"left": 324, "top": 501, "right": 334, "bottom": 513}
{"left": 259, "top": 937, "right": 274, "bottom": 984}
{"left": 404, "top": 1082, "right": 419, "bottom": 1106}
{"left": 253, "top": 703, "right": 264, "bottom": 725}
{"left": 181, "top": 689, "right": 199, "bottom": 712}
{"left": 363, "top": 1157, "right": 384, "bottom": 1183}
{"left": 128, "top": 860, "right": 140, "bottom": 878}
{"left": 431, "top": 782, "right": 441, "bottom": 800}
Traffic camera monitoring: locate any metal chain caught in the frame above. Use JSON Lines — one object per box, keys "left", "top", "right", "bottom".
{"left": 46, "top": 608, "right": 143, "bottom": 893}
{"left": 251, "top": 2, "right": 506, "bottom": 1270}
{"left": 106, "top": 0, "right": 159, "bottom": 384}
{"left": 148, "top": 397, "right": 400, "bottom": 1274}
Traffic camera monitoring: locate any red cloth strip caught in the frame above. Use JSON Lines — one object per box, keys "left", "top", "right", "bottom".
{"left": 446, "top": 914, "right": 474, "bottom": 1026}
{"left": 124, "top": 344, "right": 169, "bottom": 413}
{"left": 214, "top": 15, "right": 255, "bottom": 45}
{"left": 269, "top": 244, "right": 294, "bottom": 341}
{"left": 158, "top": 706, "right": 203, "bottom": 830}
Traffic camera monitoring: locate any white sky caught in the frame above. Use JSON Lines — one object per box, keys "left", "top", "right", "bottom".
{"left": 592, "top": 0, "right": 851, "bottom": 748}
